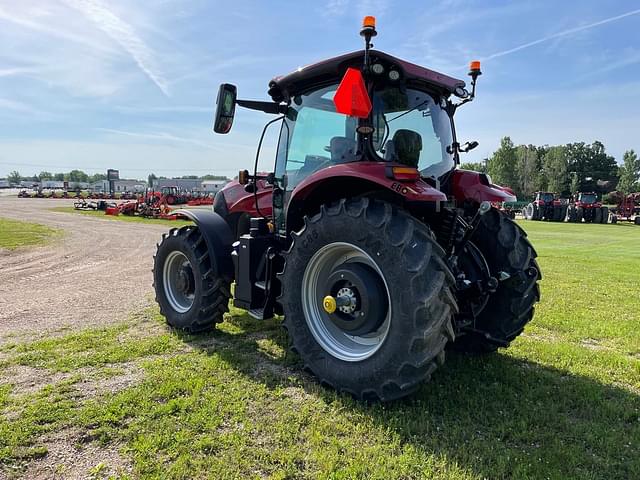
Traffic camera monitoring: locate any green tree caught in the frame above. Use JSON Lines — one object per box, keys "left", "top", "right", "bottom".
{"left": 566, "top": 141, "right": 618, "bottom": 193}
{"left": 569, "top": 172, "right": 580, "bottom": 195}
{"left": 66, "top": 170, "right": 89, "bottom": 183}
{"left": 542, "top": 146, "right": 569, "bottom": 194}
{"left": 487, "top": 137, "right": 519, "bottom": 191}
{"left": 617, "top": 149, "right": 640, "bottom": 194}
{"left": 148, "top": 173, "right": 157, "bottom": 187}
{"left": 202, "top": 174, "right": 231, "bottom": 181}
{"left": 459, "top": 161, "right": 487, "bottom": 173}
{"left": 88, "top": 173, "right": 107, "bottom": 183}
{"left": 38, "top": 171, "right": 53, "bottom": 181}
{"left": 516, "top": 145, "right": 542, "bottom": 199}
{"left": 53, "top": 173, "right": 64, "bottom": 181}
{"left": 8, "top": 171, "right": 21, "bottom": 185}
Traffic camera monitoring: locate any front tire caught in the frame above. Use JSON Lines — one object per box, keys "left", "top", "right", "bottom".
{"left": 453, "top": 209, "right": 541, "bottom": 353}
{"left": 154, "top": 226, "right": 231, "bottom": 332}
{"left": 278, "top": 198, "right": 457, "bottom": 401}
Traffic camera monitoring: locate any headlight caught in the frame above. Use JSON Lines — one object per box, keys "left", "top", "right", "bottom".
{"left": 388, "top": 70, "right": 400, "bottom": 81}
{"left": 371, "top": 63, "right": 384, "bottom": 75}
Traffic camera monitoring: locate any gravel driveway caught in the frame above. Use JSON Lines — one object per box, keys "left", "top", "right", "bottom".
{"left": 0, "top": 196, "right": 172, "bottom": 345}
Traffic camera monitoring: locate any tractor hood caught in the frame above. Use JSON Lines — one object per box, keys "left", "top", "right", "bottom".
{"left": 267, "top": 50, "right": 465, "bottom": 103}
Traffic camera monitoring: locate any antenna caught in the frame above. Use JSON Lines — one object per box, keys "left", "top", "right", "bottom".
{"left": 360, "top": 16, "right": 377, "bottom": 71}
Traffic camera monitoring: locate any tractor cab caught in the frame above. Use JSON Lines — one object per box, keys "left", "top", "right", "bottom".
{"left": 576, "top": 192, "right": 598, "bottom": 206}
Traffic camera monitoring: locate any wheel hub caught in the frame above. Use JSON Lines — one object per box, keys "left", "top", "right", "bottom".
{"left": 302, "top": 242, "right": 392, "bottom": 362}
{"left": 323, "top": 262, "right": 388, "bottom": 337}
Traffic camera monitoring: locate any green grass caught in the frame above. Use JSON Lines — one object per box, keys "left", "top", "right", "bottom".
{"left": 50, "top": 206, "right": 193, "bottom": 226}
{"left": 0, "top": 217, "right": 61, "bottom": 250}
{"left": 0, "top": 221, "right": 638, "bottom": 479}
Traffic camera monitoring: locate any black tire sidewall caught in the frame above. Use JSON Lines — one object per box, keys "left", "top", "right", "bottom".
{"left": 281, "top": 203, "right": 452, "bottom": 391}
{"left": 154, "top": 229, "right": 207, "bottom": 329}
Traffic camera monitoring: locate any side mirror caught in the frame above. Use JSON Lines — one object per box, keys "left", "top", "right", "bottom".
{"left": 460, "top": 141, "right": 479, "bottom": 153}
{"left": 213, "top": 84, "right": 237, "bottom": 134}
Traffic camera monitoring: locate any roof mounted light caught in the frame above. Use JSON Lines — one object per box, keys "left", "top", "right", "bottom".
{"left": 371, "top": 63, "right": 384, "bottom": 75}
{"left": 388, "top": 69, "right": 400, "bottom": 81}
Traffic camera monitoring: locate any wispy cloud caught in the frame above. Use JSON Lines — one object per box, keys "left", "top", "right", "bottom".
{"left": 61, "top": 0, "right": 169, "bottom": 96}
{"left": 324, "top": 0, "right": 349, "bottom": 17}
{"left": 0, "top": 67, "right": 36, "bottom": 77}
{"left": 0, "top": 98, "right": 40, "bottom": 114}
{"left": 482, "top": 8, "right": 640, "bottom": 61}
{"left": 96, "top": 127, "right": 213, "bottom": 149}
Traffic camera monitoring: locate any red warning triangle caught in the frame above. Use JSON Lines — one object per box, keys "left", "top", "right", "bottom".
{"left": 333, "top": 67, "right": 372, "bottom": 118}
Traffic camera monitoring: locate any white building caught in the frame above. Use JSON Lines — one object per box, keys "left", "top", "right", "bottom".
{"left": 41, "top": 180, "right": 65, "bottom": 189}
{"left": 201, "top": 180, "right": 229, "bottom": 194}
{"left": 91, "top": 179, "right": 146, "bottom": 193}
{"left": 154, "top": 178, "right": 202, "bottom": 191}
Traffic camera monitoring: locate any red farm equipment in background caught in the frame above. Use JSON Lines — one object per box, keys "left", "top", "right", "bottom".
{"left": 609, "top": 192, "right": 640, "bottom": 225}
{"left": 566, "top": 192, "right": 608, "bottom": 223}
{"left": 524, "top": 192, "right": 565, "bottom": 221}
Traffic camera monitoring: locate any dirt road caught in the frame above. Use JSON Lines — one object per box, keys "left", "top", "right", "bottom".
{"left": 0, "top": 197, "right": 172, "bottom": 344}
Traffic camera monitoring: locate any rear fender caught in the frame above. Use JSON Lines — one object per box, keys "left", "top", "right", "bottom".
{"left": 286, "top": 162, "right": 447, "bottom": 232}
{"left": 174, "top": 209, "right": 234, "bottom": 279}
{"left": 452, "top": 169, "right": 517, "bottom": 204}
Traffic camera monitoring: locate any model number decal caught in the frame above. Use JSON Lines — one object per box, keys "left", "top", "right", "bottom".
{"left": 390, "top": 182, "right": 409, "bottom": 195}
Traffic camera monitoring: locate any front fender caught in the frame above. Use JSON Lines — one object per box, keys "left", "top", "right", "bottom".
{"left": 452, "top": 169, "right": 517, "bottom": 204}
{"left": 174, "top": 209, "right": 234, "bottom": 279}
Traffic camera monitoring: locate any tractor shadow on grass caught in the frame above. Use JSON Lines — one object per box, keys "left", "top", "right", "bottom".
{"left": 178, "top": 313, "right": 639, "bottom": 479}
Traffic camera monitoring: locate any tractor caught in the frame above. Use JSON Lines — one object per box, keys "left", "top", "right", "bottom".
{"left": 152, "top": 18, "right": 541, "bottom": 401}
{"left": 608, "top": 191, "right": 640, "bottom": 225}
{"left": 524, "top": 192, "right": 564, "bottom": 221}
{"left": 566, "top": 192, "right": 608, "bottom": 223}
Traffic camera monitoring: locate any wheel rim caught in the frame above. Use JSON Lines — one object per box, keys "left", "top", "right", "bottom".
{"left": 163, "top": 251, "right": 195, "bottom": 313}
{"left": 301, "top": 242, "right": 391, "bottom": 362}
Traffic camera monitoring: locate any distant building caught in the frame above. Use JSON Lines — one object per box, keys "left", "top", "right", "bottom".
{"left": 91, "top": 179, "right": 146, "bottom": 193}
{"left": 41, "top": 180, "right": 65, "bottom": 189}
{"left": 0, "top": 179, "right": 9, "bottom": 188}
{"left": 154, "top": 178, "right": 202, "bottom": 191}
{"left": 201, "top": 180, "right": 230, "bottom": 194}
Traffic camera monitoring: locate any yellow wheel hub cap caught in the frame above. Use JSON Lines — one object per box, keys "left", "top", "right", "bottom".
{"left": 323, "top": 295, "right": 337, "bottom": 314}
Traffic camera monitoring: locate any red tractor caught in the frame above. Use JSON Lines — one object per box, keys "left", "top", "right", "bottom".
{"left": 609, "top": 192, "right": 640, "bottom": 225}
{"left": 566, "top": 192, "right": 608, "bottom": 223}
{"left": 152, "top": 18, "right": 541, "bottom": 401}
{"left": 524, "top": 192, "right": 564, "bottom": 221}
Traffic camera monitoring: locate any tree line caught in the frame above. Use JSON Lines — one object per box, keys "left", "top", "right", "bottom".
{"left": 6, "top": 170, "right": 108, "bottom": 184}
{"left": 461, "top": 137, "right": 640, "bottom": 200}
{"left": 6, "top": 170, "right": 231, "bottom": 186}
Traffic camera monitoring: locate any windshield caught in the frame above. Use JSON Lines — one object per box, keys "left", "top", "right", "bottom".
{"left": 371, "top": 87, "right": 454, "bottom": 179}
{"left": 276, "top": 84, "right": 357, "bottom": 191}
{"left": 540, "top": 193, "right": 554, "bottom": 202}
{"left": 579, "top": 193, "right": 596, "bottom": 203}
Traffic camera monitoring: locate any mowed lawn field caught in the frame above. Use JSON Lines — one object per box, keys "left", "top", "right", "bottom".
{"left": 0, "top": 218, "right": 61, "bottom": 250}
{"left": 0, "top": 220, "right": 638, "bottom": 479}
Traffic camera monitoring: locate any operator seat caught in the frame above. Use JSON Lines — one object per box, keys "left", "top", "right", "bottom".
{"left": 391, "top": 129, "right": 422, "bottom": 168}
{"left": 330, "top": 137, "right": 357, "bottom": 164}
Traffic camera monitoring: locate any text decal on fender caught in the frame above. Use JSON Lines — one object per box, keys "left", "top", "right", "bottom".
{"left": 390, "top": 182, "right": 409, "bottom": 195}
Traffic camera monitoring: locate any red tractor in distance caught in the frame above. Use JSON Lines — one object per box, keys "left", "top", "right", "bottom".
{"left": 608, "top": 191, "right": 640, "bottom": 225}
{"left": 566, "top": 192, "right": 608, "bottom": 223}
{"left": 152, "top": 18, "right": 541, "bottom": 401}
{"left": 524, "top": 192, "right": 564, "bottom": 221}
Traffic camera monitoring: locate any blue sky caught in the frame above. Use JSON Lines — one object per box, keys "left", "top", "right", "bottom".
{"left": 1, "top": 0, "right": 639, "bottom": 179}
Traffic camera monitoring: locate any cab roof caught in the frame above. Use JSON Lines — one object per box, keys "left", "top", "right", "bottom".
{"left": 267, "top": 50, "right": 466, "bottom": 103}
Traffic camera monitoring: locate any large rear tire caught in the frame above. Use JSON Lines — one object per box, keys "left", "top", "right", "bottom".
{"left": 600, "top": 207, "right": 609, "bottom": 224}
{"left": 452, "top": 209, "right": 541, "bottom": 353}
{"left": 594, "top": 207, "right": 602, "bottom": 224}
{"left": 154, "top": 226, "right": 231, "bottom": 332}
{"left": 278, "top": 198, "right": 457, "bottom": 401}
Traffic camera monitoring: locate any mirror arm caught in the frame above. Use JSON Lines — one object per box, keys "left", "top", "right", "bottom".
{"left": 236, "top": 99, "right": 288, "bottom": 115}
